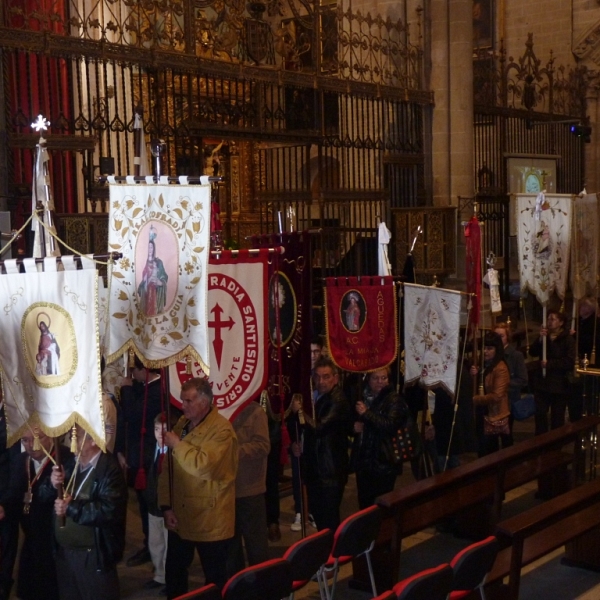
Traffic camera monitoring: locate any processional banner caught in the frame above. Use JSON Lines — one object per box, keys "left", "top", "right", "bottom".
{"left": 517, "top": 193, "right": 572, "bottom": 305}
{"left": 403, "top": 283, "right": 461, "bottom": 398}
{"left": 325, "top": 277, "right": 397, "bottom": 373}
{"left": 464, "top": 215, "right": 481, "bottom": 329}
{"left": 169, "top": 250, "right": 269, "bottom": 421}
{"left": 571, "top": 193, "right": 598, "bottom": 301}
{"left": 252, "top": 233, "right": 312, "bottom": 415}
{"left": 106, "top": 182, "right": 211, "bottom": 370}
{"left": 0, "top": 258, "right": 105, "bottom": 449}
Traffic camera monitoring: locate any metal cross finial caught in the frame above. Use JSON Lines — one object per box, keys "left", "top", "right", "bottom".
{"left": 31, "top": 114, "right": 50, "bottom": 132}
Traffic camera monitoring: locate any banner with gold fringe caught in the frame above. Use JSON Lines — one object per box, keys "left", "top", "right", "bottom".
{"left": 324, "top": 276, "right": 398, "bottom": 373}
{"left": 106, "top": 182, "right": 211, "bottom": 370}
{"left": 0, "top": 257, "right": 105, "bottom": 449}
{"left": 168, "top": 250, "right": 269, "bottom": 421}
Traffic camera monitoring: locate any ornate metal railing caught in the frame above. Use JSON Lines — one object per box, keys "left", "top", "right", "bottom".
{"left": 474, "top": 34, "right": 590, "bottom": 118}
{"left": 3, "top": 0, "right": 423, "bottom": 89}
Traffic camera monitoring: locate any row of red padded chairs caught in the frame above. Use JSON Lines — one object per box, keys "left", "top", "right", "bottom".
{"left": 173, "top": 505, "right": 499, "bottom": 600}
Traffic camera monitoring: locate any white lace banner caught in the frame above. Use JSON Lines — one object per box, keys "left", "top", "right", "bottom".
{"left": 517, "top": 193, "right": 572, "bottom": 305}
{"left": 404, "top": 283, "right": 462, "bottom": 398}
{"left": 106, "top": 183, "right": 211, "bottom": 370}
{"left": 0, "top": 264, "right": 105, "bottom": 449}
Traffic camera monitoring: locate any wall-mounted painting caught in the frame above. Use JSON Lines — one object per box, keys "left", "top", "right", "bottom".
{"left": 506, "top": 155, "right": 558, "bottom": 235}
{"left": 473, "top": 0, "right": 493, "bottom": 49}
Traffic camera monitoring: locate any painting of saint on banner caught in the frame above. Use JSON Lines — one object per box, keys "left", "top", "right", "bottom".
{"left": 135, "top": 222, "right": 178, "bottom": 317}
{"left": 22, "top": 304, "right": 76, "bottom": 387}
{"left": 340, "top": 290, "right": 366, "bottom": 333}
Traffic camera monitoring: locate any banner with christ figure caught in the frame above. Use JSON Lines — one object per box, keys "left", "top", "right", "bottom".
{"left": 0, "top": 259, "right": 105, "bottom": 449}
{"left": 106, "top": 183, "right": 211, "bottom": 370}
{"left": 325, "top": 277, "right": 398, "bottom": 372}
{"left": 517, "top": 193, "right": 572, "bottom": 305}
{"left": 404, "top": 283, "right": 461, "bottom": 398}
{"left": 169, "top": 250, "right": 269, "bottom": 421}
{"left": 571, "top": 193, "right": 598, "bottom": 301}
{"left": 252, "top": 233, "right": 312, "bottom": 416}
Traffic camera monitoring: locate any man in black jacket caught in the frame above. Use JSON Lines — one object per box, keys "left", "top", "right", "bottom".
{"left": 5, "top": 428, "right": 72, "bottom": 600}
{"left": 118, "top": 357, "right": 163, "bottom": 566}
{"left": 0, "top": 402, "right": 20, "bottom": 600}
{"left": 300, "top": 357, "right": 352, "bottom": 531}
{"left": 49, "top": 425, "right": 127, "bottom": 600}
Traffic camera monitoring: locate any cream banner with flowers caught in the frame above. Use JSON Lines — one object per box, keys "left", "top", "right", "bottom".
{"left": 517, "top": 193, "right": 572, "bottom": 305}
{"left": 404, "top": 283, "right": 462, "bottom": 398}
{"left": 0, "top": 259, "right": 105, "bottom": 450}
{"left": 106, "top": 183, "right": 211, "bottom": 371}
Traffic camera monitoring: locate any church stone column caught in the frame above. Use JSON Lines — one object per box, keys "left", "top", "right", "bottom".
{"left": 430, "top": 0, "right": 474, "bottom": 290}
{"left": 430, "top": 0, "right": 474, "bottom": 209}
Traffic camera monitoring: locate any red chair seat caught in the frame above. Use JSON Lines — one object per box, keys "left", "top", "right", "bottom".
{"left": 282, "top": 528, "right": 333, "bottom": 600}
{"left": 221, "top": 558, "right": 292, "bottom": 600}
{"left": 449, "top": 591, "right": 471, "bottom": 599}
{"left": 393, "top": 563, "right": 454, "bottom": 600}
{"left": 322, "top": 505, "right": 382, "bottom": 599}
{"left": 449, "top": 535, "right": 499, "bottom": 600}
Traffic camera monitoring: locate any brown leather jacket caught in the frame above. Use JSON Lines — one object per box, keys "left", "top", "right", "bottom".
{"left": 473, "top": 361, "right": 510, "bottom": 422}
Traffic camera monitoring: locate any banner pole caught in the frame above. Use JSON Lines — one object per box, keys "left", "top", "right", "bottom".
{"left": 542, "top": 305, "right": 547, "bottom": 378}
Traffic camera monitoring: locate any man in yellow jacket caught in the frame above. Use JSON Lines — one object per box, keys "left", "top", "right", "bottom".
{"left": 159, "top": 378, "right": 238, "bottom": 597}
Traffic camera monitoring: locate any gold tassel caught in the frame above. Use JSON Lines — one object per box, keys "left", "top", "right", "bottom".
{"left": 33, "top": 430, "right": 41, "bottom": 451}
{"left": 70, "top": 424, "right": 78, "bottom": 453}
{"left": 186, "top": 355, "right": 192, "bottom": 375}
{"left": 260, "top": 390, "right": 268, "bottom": 412}
{"left": 128, "top": 348, "right": 135, "bottom": 369}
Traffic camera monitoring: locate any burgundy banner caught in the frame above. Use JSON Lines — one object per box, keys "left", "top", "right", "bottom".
{"left": 252, "top": 233, "right": 312, "bottom": 417}
{"left": 325, "top": 277, "right": 398, "bottom": 372}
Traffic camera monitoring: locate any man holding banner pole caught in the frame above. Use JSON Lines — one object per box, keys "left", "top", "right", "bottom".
{"left": 528, "top": 310, "right": 575, "bottom": 434}
{"left": 300, "top": 357, "right": 352, "bottom": 532}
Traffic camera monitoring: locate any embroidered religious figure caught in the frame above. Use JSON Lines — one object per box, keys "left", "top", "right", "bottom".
{"left": 35, "top": 313, "right": 60, "bottom": 375}
{"left": 343, "top": 292, "right": 361, "bottom": 331}
{"left": 137, "top": 226, "right": 168, "bottom": 316}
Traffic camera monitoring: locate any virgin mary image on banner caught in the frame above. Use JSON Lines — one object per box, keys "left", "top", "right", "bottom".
{"left": 136, "top": 222, "right": 177, "bottom": 317}
{"left": 341, "top": 290, "right": 366, "bottom": 332}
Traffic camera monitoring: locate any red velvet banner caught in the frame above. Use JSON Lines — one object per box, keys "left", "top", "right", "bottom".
{"left": 325, "top": 277, "right": 398, "bottom": 372}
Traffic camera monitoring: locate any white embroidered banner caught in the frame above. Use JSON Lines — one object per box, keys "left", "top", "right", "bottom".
{"left": 168, "top": 251, "right": 268, "bottom": 421}
{"left": 106, "top": 183, "right": 211, "bottom": 370}
{"left": 0, "top": 263, "right": 105, "bottom": 449}
{"left": 517, "top": 193, "right": 572, "bottom": 305}
{"left": 571, "top": 193, "right": 598, "bottom": 300}
{"left": 404, "top": 283, "right": 462, "bottom": 398}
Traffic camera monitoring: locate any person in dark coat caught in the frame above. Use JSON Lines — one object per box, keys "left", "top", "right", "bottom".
{"left": 46, "top": 425, "right": 128, "bottom": 600}
{"left": 5, "top": 428, "right": 72, "bottom": 600}
{"left": 0, "top": 403, "right": 20, "bottom": 600}
{"left": 570, "top": 298, "right": 600, "bottom": 421}
{"left": 299, "top": 357, "right": 352, "bottom": 532}
{"left": 529, "top": 310, "right": 576, "bottom": 434}
{"left": 118, "top": 357, "right": 163, "bottom": 566}
{"left": 351, "top": 367, "right": 406, "bottom": 508}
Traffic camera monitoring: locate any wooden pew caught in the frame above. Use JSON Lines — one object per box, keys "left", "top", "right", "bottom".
{"left": 355, "top": 416, "right": 600, "bottom": 591}
{"left": 487, "top": 475, "right": 600, "bottom": 599}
